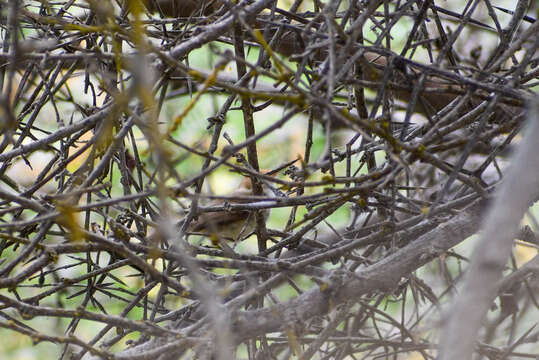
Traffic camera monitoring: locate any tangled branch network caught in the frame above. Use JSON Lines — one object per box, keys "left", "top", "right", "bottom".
{"left": 0, "top": 1, "right": 537, "bottom": 359}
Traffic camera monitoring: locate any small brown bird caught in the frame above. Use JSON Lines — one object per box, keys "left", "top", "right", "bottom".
{"left": 187, "top": 176, "right": 272, "bottom": 243}
{"left": 145, "top": 0, "right": 217, "bottom": 17}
